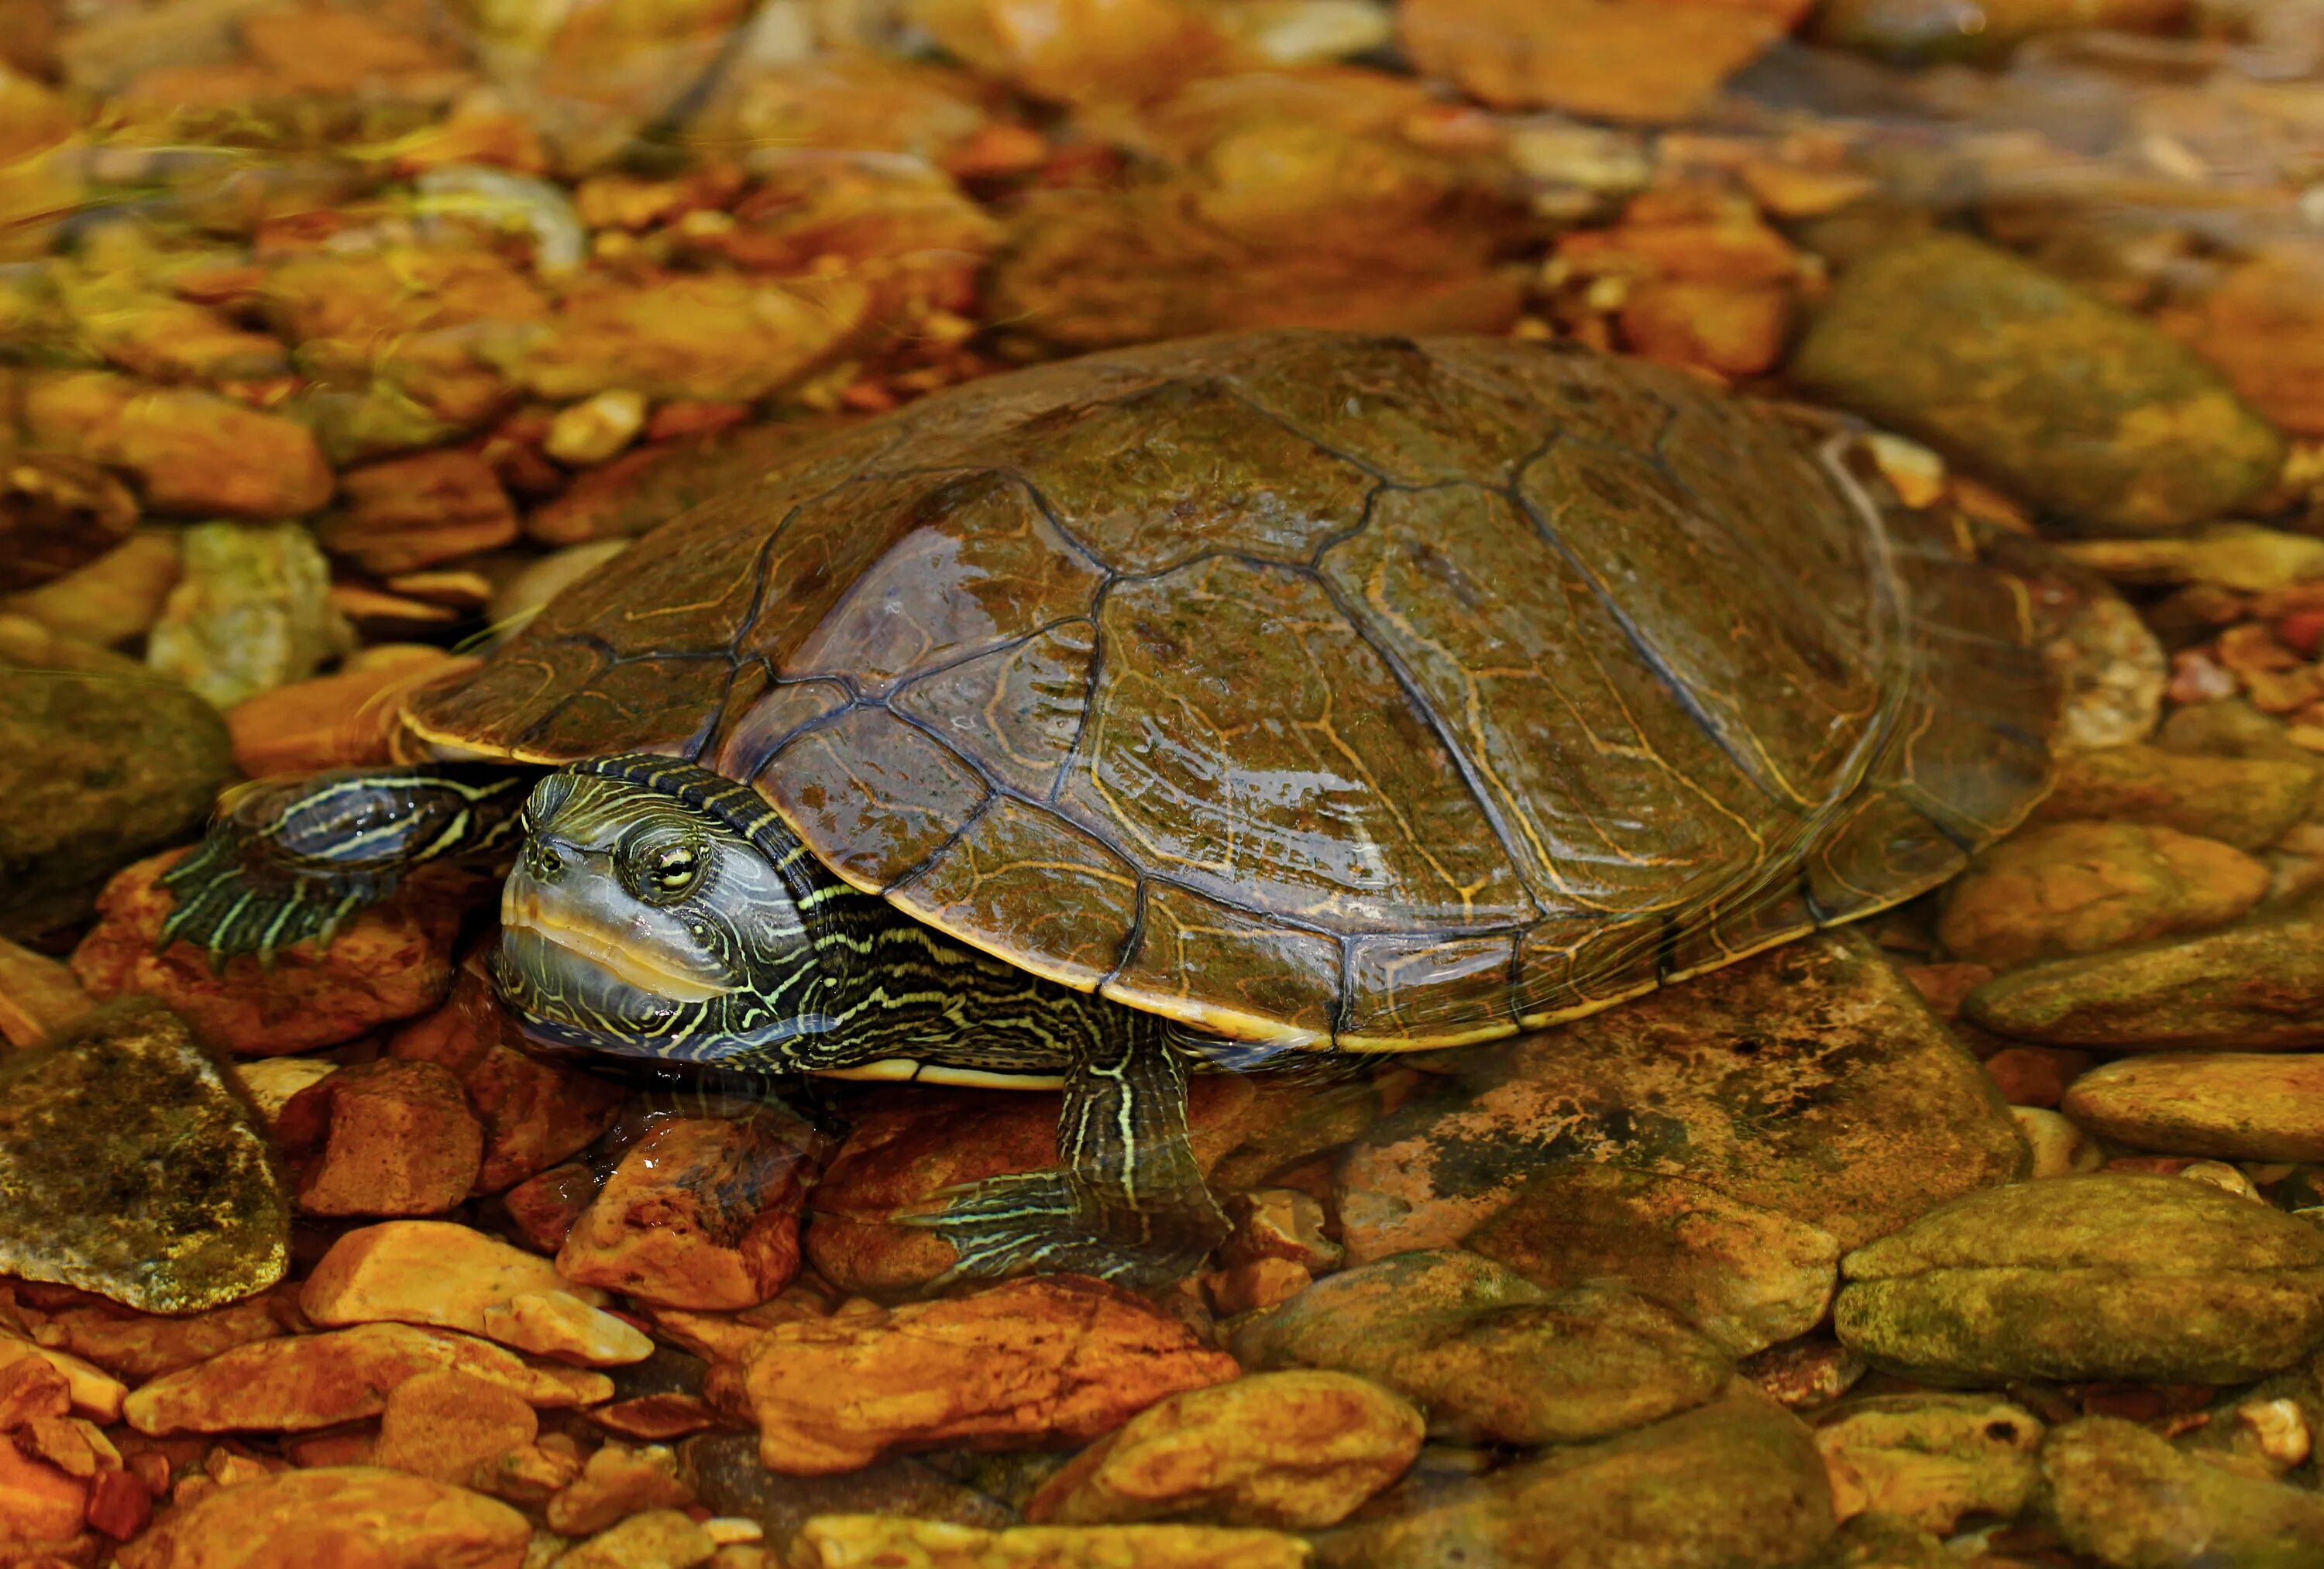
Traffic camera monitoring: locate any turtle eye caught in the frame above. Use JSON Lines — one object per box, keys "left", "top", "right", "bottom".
{"left": 624, "top": 834, "right": 706, "bottom": 903}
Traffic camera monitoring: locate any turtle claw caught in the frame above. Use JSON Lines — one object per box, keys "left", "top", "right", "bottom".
{"left": 906, "top": 1170, "right": 1223, "bottom": 1289}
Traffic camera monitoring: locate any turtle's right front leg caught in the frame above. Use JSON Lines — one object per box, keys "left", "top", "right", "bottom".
{"left": 160, "top": 767, "right": 528, "bottom": 966}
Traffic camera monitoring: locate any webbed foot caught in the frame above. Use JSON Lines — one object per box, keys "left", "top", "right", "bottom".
{"left": 907, "top": 1168, "right": 1227, "bottom": 1288}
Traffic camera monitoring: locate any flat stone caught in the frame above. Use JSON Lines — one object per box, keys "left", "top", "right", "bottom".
{"left": 1231, "top": 1250, "right": 1731, "bottom": 1447}
{"left": 0, "top": 999, "right": 285, "bottom": 1313}
{"left": 122, "top": 1323, "right": 612, "bottom": 1434}
{"left": 2061, "top": 1053, "right": 2324, "bottom": 1162}
{"left": 558, "top": 1115, "right": 808, "bottom": 1310}
{"left": 0, "top": 664, "right": 232, "bottom": 939}
{"left": 1464, "top": 1162, "right": 1841, "bottom": 1358}
{"left": 0, "top": 933, "right": 91, "bottom": 1048}
{"left": 1790, "top": 233, "right": 2282, "bottom": 531}
{"left": 1811, "top": 1393, "right": 2044, "bottom": 1535}
{"left": 296, "top": 1059, "right": 484, "bottom": 1217}
{"left": 1834, "top": 1173, "right": 2324, "bottom": 1384}
{"left": 10, "top": 1290, "right": 284, "bottom": 1378}
{"left": 544, "top": 1440, "right": 696, "bottom": 1536}
{"left": 684, "top": 1432, "right": 1013, "bottom": 1560}
{"left": 1337, "top": 931, "right": 2026, "bottom": 1262}
{"left": 1312, "top": 1384, "right": 1834, "bottom": 1569}
{"left": 2044, "top": 1416, "right": 2324, "bottom": 1569}
{"left": 2030, "top": 743, "right": 2317, "bottom": 852}
{"left": 111, "top": 1465, "right": 530, "bottom": 1569}
{"left": 1025, "top": 1371, "right": 1422, "bottom": 1530}
{"left": 557, "top": 1509, "right": 717, "bottom": 1569}
{"left": 1937, "top": 821, "right": 2267, "bottom": 970}
{"left": 373, "top": 1368, "right": 538, "bottom": 1485}
{"left": 742, "top": 1276, "right": 1239, "bottom": 1475}
{"left": 1964, "top": 900, "right": 2324, "bottom": 1050}
{"left": 792, "top": 1516, "right": 1309, "bottom": 1569}
{"left": 302, "top": 1221, "right": 652, "bottom": 1365}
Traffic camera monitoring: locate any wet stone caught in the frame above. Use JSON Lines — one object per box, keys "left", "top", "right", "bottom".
{"left": 1024, "top": 1371, "right": 1422, "bottom": 1530}
{"left": 557, "top": 1116, "right": 809, "bottom": 1310}
{"left": 2043, "top": 1416, "right": 2324, "bottom": 1569}
{"left": 1963, "top": 898, "right": 2324, "bottom": 1051}
{"left": 1231, "top": 1250, "right": 1731, "bottom": 1447}
{"left": 144, "top": 520, "right": 354, "bottom": 708}
{"left": 1463, "top": 1162, "right": 1841, "bottom": 1358}
{"left": 1936, "top": 820, "right": 2269, "bottom": 970}
{"left": 19, "top": 1289, "right": 286, "bottom": 1380}
{"left": 111, "top": 1464, "right": 531, "bottom": 1569}
{"left": 1811, "top": 1393, "right": 2044, "bottom": 1535}
{"left": 791, "top": 1516, "right": 1311, "bottom": 1569}
{"left": 544, "top": 1440, "right": 696, "bottom": 1535}
{"left": 1790, "top": 234, "right": 2283, "bottom": 531}
{"left": 0, "top": 1000, "right": 284, "bottom": 1313}
{"left": 295, "top": 1059, "right": 485, "bottom": 1217}
{"left": 373, "top": 1368, "right": 538, "bottom": 1485}
{"left": 683, "top": 1432, "right": 1014, "bottom": 1560}
{"left": 1311, "top": 1384, "right": 1833, "bottom": 1569}
{"left": 2013, "top": 1107, "right": 2105, "bottom": 1179}
{"left": 2044, "top": 585, "right": 2166, "bottom": 750}
{"left": 556, "top": 1509, "right": 717, "bottom": 1569}
{"left": 1337, "top": 931, "right": 2026, "bottom": 1262}
{"left": 0, "top": 664, "right": 232, "bottom": 940}
{"left": 742, "top": 1275, "right": 1240, "bottom": 1475}
{"left": 2030, "top": 743, "right": 2318, "bottom": 852}
{"left": 1834, "top": 1172, "right": 2324, "bottom": 1385}
{"left": 2061, "top": 1053, "right": 2324, "bottom": 1162}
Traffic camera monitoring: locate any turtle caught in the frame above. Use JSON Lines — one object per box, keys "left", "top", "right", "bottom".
{"left": 160, "top": 329, "right": 2057, "bottom": 1285}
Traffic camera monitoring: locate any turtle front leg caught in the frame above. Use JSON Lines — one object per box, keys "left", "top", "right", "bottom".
{"left": 160, "top": 767, "right": 527, "bottom": 966}
{"left": 910, "top": 1010, "right": 1229, "bottom": 1288}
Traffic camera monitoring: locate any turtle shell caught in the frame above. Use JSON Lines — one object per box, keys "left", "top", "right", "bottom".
{"left": 405, "top": 331, "right": 2054, "bottom": 1050}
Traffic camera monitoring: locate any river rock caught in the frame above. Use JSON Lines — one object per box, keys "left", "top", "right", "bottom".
{"left": 2030, "top": 743, "right": 2317, "bottom": 851}
{"left": 1311, "top": 1384, "right": 1833, "bottom": 1569}
{"left": 2156, "top": 698, "right": 2321, "bottom": 771}
{"left": 1790, "top": 234, "right": 2282, "bottom": 531}
{"left": 1232, "top": 1250, "right": 1731, "bottom": 1446}
{"left": 112, "top": 1465, "right": 531, "bottom": 1569}
{"left": 1813, "top": 0, "right": 2181, "bottom": 63}
{"left": 2044, "top": 583, "right": 2166, "bottom": 750}
{"left": 0, "top": 664, "right": 232, "bottom": 939}
{"left": 1463, "top": 1162, "right": 1840, "bottom": 1358}
{"left": 295, "top": 1059, "right": 484, "bottom": 1217}
{"left": 684, "top": 1432, "right": 1013, "bottom": 1559}
{"left": 793, "top": 1516, "right": 1310, "bottom": 1568}
{"left": 1963, "top": 899, "right": 2324, "bottom": 1049}
{"left": 1811, "top": 1393, "right": 2044, "bottom": 1534}
{"left": 559, "top": 1115, "right": 809, "bottom": 1310}
{"left": 2061, "top": 1054, "right": 2324, "bottom": 1162}
{"left": 1834, "top": 1173, "right": 2324, "bottom": 1384}
{"left": 2043, "top": 1416, "right": 2324, "bottom": 1569}
{"left": 1937, "top": 821, "right": 2268, "bottom": 969}
{"left": 145, "top": 520, "right": 354, "bottom": 708}
{"left": 742, "top": 1275, "right": 1239, "bottom": 1475}
{"left": 0, "top": 999, "right": 285, "bottom": 1313}
{"left": 1337, "top": 930, "right": 2024, "bottom": 1261}
{"left": 1025, "top": 1371, "right": 1422, "bottom": 1530}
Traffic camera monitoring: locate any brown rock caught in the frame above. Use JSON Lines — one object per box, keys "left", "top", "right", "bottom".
{"left": 792, "top": 1516, "right": 1308, "bottom": 1568}
{"left": 112, "top": 1465, "right": 531, "bottom": 1569}
{"left": 374, "top": 1370, "right": 538, "bottom": 1486}
{"left": 0, "top": 936, "right": 91, "bottom": 1048}
{"left": 1620, "top": 281, "right": 1791, "bottom": 380}
{"left": 2062, "top": 1054, "right": 2324, "bottom": 1162}
{"left": 122, "top": 1324, "right": 611, "bottom": 1435}
{"left": 1981, "top": 1047, "right": 2092, "bottom": 1109}
{"left": 303, "top": 1221, "right": 652, "bottom": 1365}
{"left": 0, "top": 1437, "right": 85, "bottom": 1544}
{"left": 22, "top": 371, "right": 333, "bottom": 521}
{"left": 225, "top": 651, "right": 473, "bottom": 778}
{"left": 1938, "top": 821, "right": 2269, "bottom": 970}
{"left": 505, "top": 1162, "right": 601, "bottom": 1253}
{"left": 2031, "top": 743, "right": 2317, "bottom": 852}
{"left": 2, "top": 530, "right": 181, "bottom": 648}
{"left": 1812, "top": 1393, "right": 2044, "bottom": 1536}
{"left": 480, "top": 275, "right": 864, "bottom": 404}
{"left": 1026, "top": 1371, "right": 1420, "bottom": 1530}
{"left": 0, "top": 1354, "right": 70, "bottom": 1428}
{"left": 742, "top": 1275, "right": 1240, "bottom": 1475}
{"left": 558, "top": 1118, "right": 809, "bottom": 1310}
{"left": 1400, "top": 0, "right": 1793, "bottom": 122}
{"left": 545, "top": 1441, "right": 695, "bottom": 1536}
{"left": 318, "top": 452, "right": 517, "bottom": 577}
{"left": 2169, "top": 244, "right": 2324, "bottom": 438}
{"left": 0, "top": 453, "right": 138, "bottom": 596}
{"left": 296, "top": 1060, "right": 484, "bottom": 1217}
{"left": 0, "top": 1333, "right": 127, "bottom": 1423}
{"left": 387, "top": 961, "right": 627, "bottom": 1193}
{"left": 525, "top": 424, "right": 827, "bottom": 546}
{"left": 73, "top": 852, "right": 462, "bottom": 1056}
{"left": 559, "top": 1509, "right": 718, "bottom": 1569}
{"left": 17, "top": 1293, "right": 286, "bottom": 1380}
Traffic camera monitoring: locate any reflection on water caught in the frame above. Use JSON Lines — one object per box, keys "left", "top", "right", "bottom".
{"left": 6, "top": 3, "right": 2324, "bottom": 1566}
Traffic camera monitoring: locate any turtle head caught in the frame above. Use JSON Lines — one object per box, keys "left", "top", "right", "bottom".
{"left": 490, "top": 756, "right": 835, "bottom": 1065}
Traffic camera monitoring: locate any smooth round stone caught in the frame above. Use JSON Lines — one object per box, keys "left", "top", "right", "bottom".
{"left": 2030, "top": 743, "right": 2318, "bottom": 853}
{"left": 2044, "top": 1416, "right": 2324, "bottom": 1569}
{"left": 2062, "top": 1054, "right": 2324, "bottom": 1162}
{"left": 1834, "top": 1173, "right": 2324, "bottom": 1385}
{"left": 1791, "top": 234, "right": 2282, "bottom": 531}
{"left": 1811, "top": 1393, "right": 2044, "bottom": 1536}
{"left": 1937, "top": 820, "right": 2267, "bottom": 970}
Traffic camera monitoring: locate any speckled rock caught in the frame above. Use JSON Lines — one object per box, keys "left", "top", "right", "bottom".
{"left": 1812, "top": 1394, "right": 2044, "bottom": 1534}
{"left": 2043, "top": 1416, "right": 2324, "bottom": 1569}
{"left": 1232, "top": 1250, "right": 1731, "bottom": 1446}
{"left": 2044, "top": 583, "right": 2166, "bottom": 750}
{"left": 2030, "top": 743, "right": 2317, "bottom": 852}
{"left": 1463, "top": 1162, "right": 1840, "bottom": 1358}
{"left": 1834, "top": 1173, "right": 2324, "bottom": 1384}
{"left": 684, "top": 1432, "right": 1013, "bottom": 1560}
{"left": 1338, "top": 931, "right": 2026, "bottom": 1261}
{"left": 145, "top": 520, "right": 354, "bottom": 708}
{"left": 111, "top": 1465, "right": 530, "bottom": 1569}
{"left": 294, "top": 1059, "right": 485, "bottom": 1217}
{"left": 2062, "top": 1054, "right": 2324, "bottom": 1162}
{"left": 1312, "top": 1384, "right": 1833, "bottom": 1569}
{"left": 1937, "top": 821, "right": 2268, "bottom": 970}
{"left": 1963, "top": 900, "right": 2324, "bottom": 1050}
{"left": 1791, "top": 235, "right": 2282, "bottom": 531}
{"left": 792, "top": 1516, "right": 1310, "bottom": 1568}
{"left": 0, "top": 664, "right": 232, "bottom": 939}
{"left": 1026, "top": 1371, "right": 1422, "bottom": 1530}
{"left": 0, "top": 999, "right": 285, "bottom": 1313}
